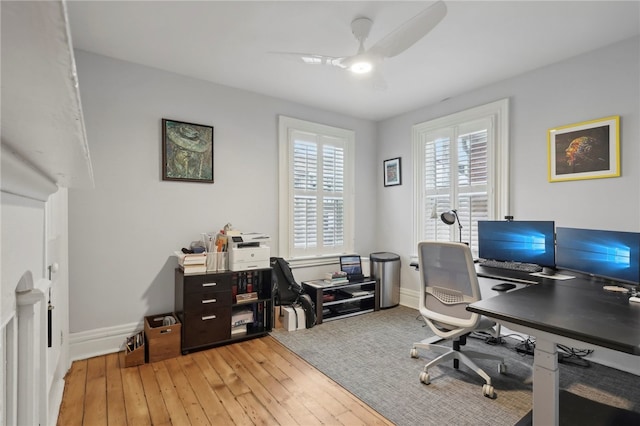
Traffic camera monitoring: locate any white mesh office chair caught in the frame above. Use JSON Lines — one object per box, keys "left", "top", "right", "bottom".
{"left": 410, "top": 241, "right": 506, "bottom": 398}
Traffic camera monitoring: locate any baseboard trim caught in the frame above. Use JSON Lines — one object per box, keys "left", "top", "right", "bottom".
{"left": 69, "top": 296, "right": 640, "bottom": 377}
{"left": 399, "top": 287, "right": 419, "bottom": 310}
{"left": 69, "top": 321, "right": 142, "bottom": 362}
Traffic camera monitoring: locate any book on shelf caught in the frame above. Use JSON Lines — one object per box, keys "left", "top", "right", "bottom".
{"left": 182, "top": 264, "right": 207, "bottom": 274}
{"left": 325, "top": 271, "right": 348, "bottom": 280}
{"left": 340, "top": 287, "right": 373, "bottom": 297}
{"left": 231, "top": 324, "right": 247, "bottom": 336}
{"left": 323, "top": 278, "right": 349, "bottom": 285}
{"left": 180, "top": 253, "right": 207, "bottom": 265}
{"left": 175, "top": 251, "right": 206, "bottom": 264}
{"left": 236, "top": 291, "right": 258, "bottom": 303}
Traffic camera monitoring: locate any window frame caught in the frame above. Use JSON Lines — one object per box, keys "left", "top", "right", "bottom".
{"left": 278, "top": 115, "right": 355, "bottom": 266}
{"left": 412, "top": 99, "right": 510, "bottom": 256}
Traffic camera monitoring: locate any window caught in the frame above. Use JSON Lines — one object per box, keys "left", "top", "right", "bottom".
{"left": 279, "top": 116, "right": 355, "bottom": 263}
{"left": 412, "top": 99, "right": 509, "bottom": 255}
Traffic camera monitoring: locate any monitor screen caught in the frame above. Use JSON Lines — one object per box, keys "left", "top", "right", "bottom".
{"left": 556, "top": 227, "right": 640, "bottom": 284}
{"left": 478, "top": 220, "right": 556, "bottom": 267}
{"left": 340, "top": 255, "right": 362, "bottom": 275}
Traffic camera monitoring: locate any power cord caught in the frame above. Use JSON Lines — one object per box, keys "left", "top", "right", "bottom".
{"left": 515, "top": 337, "right": 536, "bottom": 356}
{"left": 471, "top": 330, "right": 505, "bottom": 345}
{"left": 557, "top": 344, "right": 592, "bottom": 367}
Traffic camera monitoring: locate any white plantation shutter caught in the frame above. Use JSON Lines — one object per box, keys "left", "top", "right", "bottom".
{"left": 413, "top": 100, "right": 509, "bottom": 256}
{"left": 279, "top": 116, "right": 354, "bottom": 261}
{"left": 293, "top": 138, "right": 318, "bottom": 250}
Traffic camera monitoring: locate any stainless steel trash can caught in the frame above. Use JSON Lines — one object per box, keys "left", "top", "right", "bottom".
{"left": 370, "top": 252, "right": 400, "bottom": 308}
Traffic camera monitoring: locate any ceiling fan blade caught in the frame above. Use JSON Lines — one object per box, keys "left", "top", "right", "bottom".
{"left": 368, "top": 0, "right": 447, "bottom": 58}
{"left": 269, "top": 51, "right": 347, "bottom": 68}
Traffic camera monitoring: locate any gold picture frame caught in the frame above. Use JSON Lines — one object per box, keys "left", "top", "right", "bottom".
{"left": 548, "top": 116, "right": 620, "bottom": 182}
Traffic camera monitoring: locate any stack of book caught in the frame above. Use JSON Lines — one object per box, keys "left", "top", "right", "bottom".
{"left": 324, "top": 271, "right": 348, "bottom": 285}
{"left": 179, "top": 252, "right": 207, "bottom": 274}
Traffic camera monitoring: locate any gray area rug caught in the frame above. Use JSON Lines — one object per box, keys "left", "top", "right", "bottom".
{"left": 271, "top": 305, "right": 640, "bottom": 426}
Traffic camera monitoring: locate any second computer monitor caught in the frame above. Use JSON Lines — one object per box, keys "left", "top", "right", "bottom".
{"left": 555, "top": 227, "right": 640, "bottom": 285}
{"left": 478, "top": 220, "right": 556, "bottom": 267}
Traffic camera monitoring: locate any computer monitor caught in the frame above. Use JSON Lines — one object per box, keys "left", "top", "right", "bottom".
{"left": 478, "top": 220, "right": 556, "bottom": 267}
{"left": 555, "top": 227, "right": 640, "bottom": 285}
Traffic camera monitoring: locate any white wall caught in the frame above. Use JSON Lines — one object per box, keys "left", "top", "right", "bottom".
{"left": 69, "top": 50, "right": 378, "bottom": 335}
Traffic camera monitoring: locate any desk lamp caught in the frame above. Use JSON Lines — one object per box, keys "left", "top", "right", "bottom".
{"left": 441, "top": 209, "right": 462, "bottom": 243}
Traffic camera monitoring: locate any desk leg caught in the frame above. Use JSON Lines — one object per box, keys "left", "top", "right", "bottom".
{"left": 532, "top": 338, "right": 559, "bottom": 426}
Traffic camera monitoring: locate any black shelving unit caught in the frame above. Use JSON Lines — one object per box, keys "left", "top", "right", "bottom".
{"left": 175, "top": 268, "right": 272, "bottom": 354}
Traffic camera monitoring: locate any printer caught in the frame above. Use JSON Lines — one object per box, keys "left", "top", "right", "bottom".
{"left": 228, "top": 232, "right": 270, "bottom": 271}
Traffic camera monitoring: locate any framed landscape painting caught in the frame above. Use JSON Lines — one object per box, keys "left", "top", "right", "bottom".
{"left": 162, "top": 119, "right": 214, "bottom": 183}
{"left": 548, "top": 116, "right": 619, "bottom": 182}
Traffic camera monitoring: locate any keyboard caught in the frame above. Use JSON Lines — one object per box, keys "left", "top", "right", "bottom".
{"left": 479, "top": 259, "right": 543, "bottom": 273}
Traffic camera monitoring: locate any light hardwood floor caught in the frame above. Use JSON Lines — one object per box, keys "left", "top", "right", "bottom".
{"left": 57, "top": 335, "right": 393, "bottom": 425}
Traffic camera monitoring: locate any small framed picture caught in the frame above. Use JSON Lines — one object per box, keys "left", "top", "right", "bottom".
{"left": 383, "top": 157, "right": 402, "bottom": 187}
{"left": 162, "top": 119, "right": 214, "bottom": 183}
{"left": 548, "top": 116, "right": 620, "bottom": 182}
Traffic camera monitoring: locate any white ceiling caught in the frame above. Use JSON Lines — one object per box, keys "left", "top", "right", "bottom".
{"left": 66, "top": 1, "right": 640, "bottom": 121}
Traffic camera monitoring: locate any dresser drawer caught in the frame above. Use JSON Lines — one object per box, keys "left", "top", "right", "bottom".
{"left": 184, "top": 290, "right": 231, "bottom": 312}
{"left": 183, "top": 273, "right": 232, "bottom": 294}
{"left": 183, "top": 309, "right": 231, "bottom": 348}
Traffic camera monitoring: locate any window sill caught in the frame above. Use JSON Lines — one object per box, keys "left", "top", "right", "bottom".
{"left": 286, "top": 255, "right": 343, "bottom": 269}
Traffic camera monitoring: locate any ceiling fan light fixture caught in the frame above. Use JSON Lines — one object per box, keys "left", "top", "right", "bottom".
{"left": 349, "top": 60, "right": 373, "bottom": 74}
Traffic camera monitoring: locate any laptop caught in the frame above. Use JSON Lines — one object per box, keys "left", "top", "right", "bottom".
{"left": 339, "top": 255, "right": 365, "bottom": 282}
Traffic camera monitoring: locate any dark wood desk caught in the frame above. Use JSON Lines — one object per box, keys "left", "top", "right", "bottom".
{"left": 468, "top": 272, "right": 640, "bottom": 425}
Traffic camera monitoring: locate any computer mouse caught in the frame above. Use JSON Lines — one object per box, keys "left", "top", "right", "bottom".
{"left": 492, "top": 282, "right": 516, "bottom": 292}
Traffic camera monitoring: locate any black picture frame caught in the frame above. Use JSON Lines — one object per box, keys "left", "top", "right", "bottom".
{"left": 162, "top": 118, "right": 214, "bottom": 183}
{"left": 383, "top": 157, "right": 402, "bottom": 187}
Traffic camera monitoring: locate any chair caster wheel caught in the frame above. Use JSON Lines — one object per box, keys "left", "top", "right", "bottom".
{"left": 410, "top": 348, "right": 418, "bottom": 358}
{"left": 419, "top": 371, "right": 430, "bottom": 384}
{"left": 498, "top": 363, "right": 507, "bottom": 374}
{"left": 482, "top": 384, "right": 496, "bottom": 399}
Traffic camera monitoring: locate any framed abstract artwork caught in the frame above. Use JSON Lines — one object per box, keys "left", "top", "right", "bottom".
{"left": 162, "top": 119, "right": 214, "bottom": 183}
{"left": 548, "top": 116, "right": 619, "bottom": 182}
{"left": 384, "top": 157, "right": 402, "bottom": 187}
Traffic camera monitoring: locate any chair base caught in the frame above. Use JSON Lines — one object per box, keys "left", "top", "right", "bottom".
{"left": 411, "top": 338, "right": 506, "bottom": 399}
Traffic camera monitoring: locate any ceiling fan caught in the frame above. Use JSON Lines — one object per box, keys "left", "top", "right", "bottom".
{"left": 273, "top": 1, "right": 447, "bottom": 88}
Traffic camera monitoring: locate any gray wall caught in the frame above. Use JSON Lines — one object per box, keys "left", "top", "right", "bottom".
{"left": 377, "top": 36, "right": 640, "bottom": 296}
{"left": 70, "top": 50, "right": 377, "bottom": 333}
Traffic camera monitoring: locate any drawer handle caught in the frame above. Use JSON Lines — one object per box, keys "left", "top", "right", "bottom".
{"left": 202, "top": 282, "right": 217, "bottom": 287}
{"left": 202, "top": 314, "right": 217, "bottom": 320}
{"left": 202, "top": 298, "right": 217, "bottom": 304}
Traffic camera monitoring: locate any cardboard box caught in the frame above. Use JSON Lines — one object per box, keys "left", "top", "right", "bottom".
{"left": 282, "top": 306, "right": 306, "bottom": 331}
{"left": 144, "top": 312, "right": 181, "bottom": 363}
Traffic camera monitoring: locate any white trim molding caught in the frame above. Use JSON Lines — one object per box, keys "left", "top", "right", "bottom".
{"left": 69, "top": 321, "right": 143, "bottom": 363}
